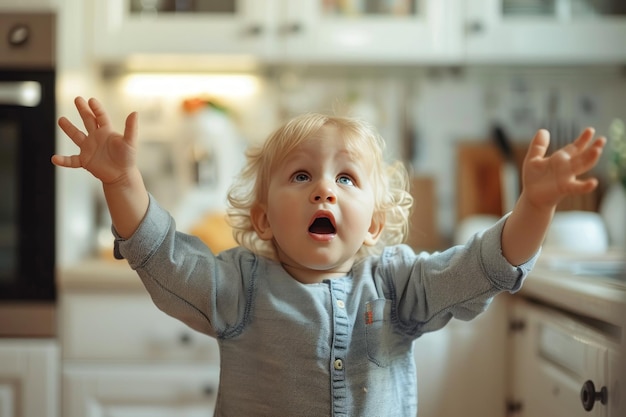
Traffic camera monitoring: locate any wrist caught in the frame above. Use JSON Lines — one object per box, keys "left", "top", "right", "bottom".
{"left": 516, "top": 190, "right": 557, "bottom": 217}
{"left": 102, "top": 167, "right": 144, "bottom": 193}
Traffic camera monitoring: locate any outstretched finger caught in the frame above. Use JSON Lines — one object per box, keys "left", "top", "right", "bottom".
{"left": 570, "top": 127, "right": 596, "bottom": 154}
{"left": 74, "top": 96, "right": 97, "bottom": 133}
{"left": 58, "top": 116, "right": 87, "bottom": 146}
{"left": 51, "top": 154, "right": 82, "bottom": 169}
{"left": 568, "top": 177, "right": 599, "bottom": 195}
{"left": 525, "top": 129, "right": 550, "bottom": 162}
{"left": 88, "top": 97, "right": 112, "bottom": 128}
{"left": 574, "top": 137, "right": 606, "bottom": 175}
{"left": 123, "top": 111, "right": 139, "bottom": 146}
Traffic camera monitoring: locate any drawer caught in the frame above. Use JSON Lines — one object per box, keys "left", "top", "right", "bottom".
{"left": 63, "top": 363, "right": 219, "bottom": 417}
{"left": 60, "top": 292, "right": 219, "bottom": 362}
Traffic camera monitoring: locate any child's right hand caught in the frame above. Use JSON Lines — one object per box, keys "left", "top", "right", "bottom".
{"left": 52, "top": 97, "right": 138, "bottom": 185}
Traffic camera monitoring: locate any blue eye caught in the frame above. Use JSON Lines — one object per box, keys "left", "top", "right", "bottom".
{"left": 292, "top": 172, "right": 310, "bottom": 183}
{"left": 337, "top": 175, "right": 354, "bottom": 186}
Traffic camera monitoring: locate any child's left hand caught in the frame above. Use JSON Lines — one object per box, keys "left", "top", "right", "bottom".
{"left": 521, "top": 127, "right": 606, "bottom": 210}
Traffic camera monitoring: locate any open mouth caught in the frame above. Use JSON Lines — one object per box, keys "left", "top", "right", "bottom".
{"left": 308, "top": 216, "right": 336, "bottom": 235}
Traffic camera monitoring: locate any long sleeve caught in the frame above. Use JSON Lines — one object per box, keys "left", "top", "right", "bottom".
{"left": 373, "top": 215, "right": 538, "bottom": 337}
{"left": 113, "top": 195, "right": 257, "bottom": 339}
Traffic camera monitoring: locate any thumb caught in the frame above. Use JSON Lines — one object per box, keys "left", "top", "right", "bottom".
{"left": 123, "top": 112, "right": 139, "bottom": 146}
{"left": 525, "top": 129, "right": 550, "bottom": 162}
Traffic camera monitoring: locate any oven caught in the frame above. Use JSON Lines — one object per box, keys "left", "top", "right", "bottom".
{"left": 0, "top": 13, "right": 56, "bottom": 337}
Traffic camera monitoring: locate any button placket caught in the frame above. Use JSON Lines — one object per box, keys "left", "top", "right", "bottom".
{"left": 329, "top": 279, "right": 349, "bottom": 417}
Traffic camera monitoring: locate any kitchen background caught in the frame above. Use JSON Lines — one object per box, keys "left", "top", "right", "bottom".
{"left": 2, "top": 0, "right": 626, "bottom": 416}
{"left": 52, "top": 0, "right": 626, "bottom": 263}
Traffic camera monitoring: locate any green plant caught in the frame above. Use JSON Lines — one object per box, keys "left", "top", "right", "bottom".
{"left": 608, "top": 118, "right": 626, "bottom": 189}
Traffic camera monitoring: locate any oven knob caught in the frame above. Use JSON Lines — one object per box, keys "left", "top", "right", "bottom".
{"left": 580, "top": 380, "right": 608, "bottom": 411}
{"left": 8, "top": 23, "right": 30, "bottom": 47}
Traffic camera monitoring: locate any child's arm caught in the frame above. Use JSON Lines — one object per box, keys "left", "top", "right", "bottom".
{"left": 501, "top": 128, "right": 606, "bottom": 265}
{"left": 52, "top": 97, "right": 149, "bottom": 239}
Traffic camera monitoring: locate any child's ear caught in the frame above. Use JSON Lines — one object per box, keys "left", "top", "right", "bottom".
{"left": 251, "top": 203, "right": 273, "bottom": 241}
{"left": 364, "top": 212, "right": 385, "bottom": 246}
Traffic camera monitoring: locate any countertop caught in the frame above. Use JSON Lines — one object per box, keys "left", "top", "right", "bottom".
{"left": 521, "top": 249, "right": 625, "bottom": 327}
{"left": 58, "top": 258, "right": 144, "bottom": 292}
{"left": 58, "top": 250, "right": 626, "bottom": 326}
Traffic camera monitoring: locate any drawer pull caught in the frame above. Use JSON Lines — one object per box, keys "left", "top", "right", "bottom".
{"left": 202, "top": 385, "right": 215, "bottom": 397}
{"left": 179, "top": 332, "right": 192, "bottom": 345}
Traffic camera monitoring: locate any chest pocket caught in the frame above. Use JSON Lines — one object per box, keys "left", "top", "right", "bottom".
{"left": 364, "top": 298, "right": 395, "bottom": 367}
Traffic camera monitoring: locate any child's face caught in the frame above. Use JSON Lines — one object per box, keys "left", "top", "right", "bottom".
{"left": 252, "top": 125, "right": 382, "bottom": 282}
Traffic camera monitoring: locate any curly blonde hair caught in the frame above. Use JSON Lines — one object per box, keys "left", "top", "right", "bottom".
{"left": 227, "top": 112, "right": 413, "bottom": 260}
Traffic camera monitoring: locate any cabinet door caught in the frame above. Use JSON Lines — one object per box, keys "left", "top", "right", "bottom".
{"left": 92, "top": 0, "right": 276, "bottom": 62}
{"left": 464, "top": 0, "right": 626, "bottom": 63}
{"left": 281, "top": 0, "right": 462, "bottom": 64}
{"left": 63, "top": 364, "right": 218, "bottom": 417}
{"left": 0, "top": 340, "right": 59, "bottom": 417}
{"left": 413, "top": 296, "right": 509, "bottom": 417}
{"left": 508, "top": 298, "right": 615, "bottom": 417}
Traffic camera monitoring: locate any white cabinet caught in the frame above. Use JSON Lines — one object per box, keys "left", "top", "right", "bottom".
{"left": 92, "top": 0, "right": 272, "bottom": 61}
{"left": 507, "top": 297, "right": 619, "bottom": 417}
{"left": 281, "top": 0, "right": 462, "bottom": 64}
{"left": 0, "top": 0, "right": 58, "bottom": 11}
{"left": 463, "top": 0, "right": 626, "bottom": 64}
{"left": 90, "top": 0, "right": 462, "bottom": 65}
{"left": 0, "top": 340, "right": 60, "bottom": 417}
{"left": 60, "top": 289, "right": 220, "bottom": 417}
{"left": 90, "top": 0, "right": 626, "bottom": 65}
{"left": 63, "top": 364, "right": 218, "bottom": 417}
{"left": 413, "top": 295, "right": 509, "bottom": 417}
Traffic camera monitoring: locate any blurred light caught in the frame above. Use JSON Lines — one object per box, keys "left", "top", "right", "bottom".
{"left": 335, "top": 31, "right": 370, "bottom": 47}
{"left": 0, "top": 81, "right": 41, "bottom": 107}
{"left": 121, "top": 73, "right": 260, "bottom": 99}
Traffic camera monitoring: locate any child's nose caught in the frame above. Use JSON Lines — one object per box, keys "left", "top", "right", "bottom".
{"left": 310, "top": 181, "right": 337, "bottom": 204}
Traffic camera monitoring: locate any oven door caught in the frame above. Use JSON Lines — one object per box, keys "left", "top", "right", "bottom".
{"left": 0, "top": 70, "right": 56, "bottom": 336}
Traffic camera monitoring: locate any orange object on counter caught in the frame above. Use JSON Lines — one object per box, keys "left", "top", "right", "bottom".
{"left": 190, "top": 212, "right": 239, "bottom": 254}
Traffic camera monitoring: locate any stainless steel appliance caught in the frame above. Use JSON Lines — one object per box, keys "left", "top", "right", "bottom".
{"left": 0, "top": 13, "right": 56, "bottom": 337}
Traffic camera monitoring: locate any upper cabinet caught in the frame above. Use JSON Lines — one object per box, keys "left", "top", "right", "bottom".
{"left": 463, "top": 0, "right": 626, "bottom": 64}
{"left": 92, "top": 0, "right": 273, "bottom": 61}
{"left": 91, "top": 0, "right": 461, "bottom": 65}
{"left": 279, "top": 0, "right": 462, "bottom": 64}
{"left": 90, "top": 0, "right": 626, "bottom": 65}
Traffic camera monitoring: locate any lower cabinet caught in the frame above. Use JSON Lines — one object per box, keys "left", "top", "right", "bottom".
{"left": 63, "top": 363, "right": 219, "bottom": 417}
{"left": 60, "top": 288, "right": 221, "bottom": 417}
{"left": 0, "top": 339, "right": 59, "bottom": 417}
{"left": 413, "top": 295, "right": 510, "bottom": 417}
{"left": 507, "top": 297, "right": 619, "bottom": 417}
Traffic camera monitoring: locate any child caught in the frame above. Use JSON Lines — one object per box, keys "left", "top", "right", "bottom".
{"left": 53, "top": 97, "right": 605, "bottom": 416}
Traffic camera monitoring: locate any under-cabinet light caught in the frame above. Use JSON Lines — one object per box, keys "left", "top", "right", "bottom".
{"left": 121, "top": 73, "right": 260, "bottom": 99}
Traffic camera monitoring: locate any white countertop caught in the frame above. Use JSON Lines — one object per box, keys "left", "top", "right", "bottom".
{"left": 521, "top": 249, "right": 625, "bottom": 327}
{"left": 57, "top": 258, "right": 144, "bottom": 292}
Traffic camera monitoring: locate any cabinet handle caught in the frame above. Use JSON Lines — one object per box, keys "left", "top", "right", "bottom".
{"left": 179, "top": 332, "right": 192, "bottom": 345}
{"left": 243, "top": 24, "right": 263, "bottom": 37}
{"left": 202, "top": 384, "right": 215, "bottom": 397}
{"left": 466, "top": 20, "right": 484, "bottom": 34}
{"left": 509, "top": 319, "right": 526, "bottom": 332}
{"left": 280, "top": 22, "right": 303, "bottom": 35}
{"left": 580, "top": 380, "right": 608, "bottom": 411}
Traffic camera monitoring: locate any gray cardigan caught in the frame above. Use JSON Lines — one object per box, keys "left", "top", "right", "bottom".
{"left": 115, "top": 196, "right": 537, "bottom": 416}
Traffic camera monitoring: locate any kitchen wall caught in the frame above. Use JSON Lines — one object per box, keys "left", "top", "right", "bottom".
{"left": 82, "top": 64, "right": 626, "bottom": 255}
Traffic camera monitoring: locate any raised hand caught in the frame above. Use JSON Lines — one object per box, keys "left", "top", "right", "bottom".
{"left": 521, "top": 127, "right": 606, "bottom": 210}
{"left": 53, "top": 97, "right": 148, "bottom": 238}
{"left": 52, "top": 97, "right": 138, "bottom": 185}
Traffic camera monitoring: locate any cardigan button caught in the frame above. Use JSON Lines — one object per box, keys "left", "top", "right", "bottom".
{"left": 334, "top": 359, "right": 343, "bottom": 370}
